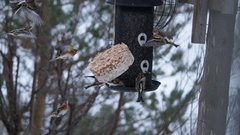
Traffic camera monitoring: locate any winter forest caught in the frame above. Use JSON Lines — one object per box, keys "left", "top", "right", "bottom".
{"left": 0, "top": 0, "right": 240, "bottom": 135}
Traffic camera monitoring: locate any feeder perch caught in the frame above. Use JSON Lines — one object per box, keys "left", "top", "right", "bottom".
{"left": 105, "top": 0, "right": 162, "bottom": 92}
{"left": 154, "top": 0, "right": 177, "bottom": 30}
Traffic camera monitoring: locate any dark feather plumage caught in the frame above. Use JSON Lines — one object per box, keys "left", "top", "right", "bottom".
{"left": 135, "top": 73, "right": 146, "bottom": 102}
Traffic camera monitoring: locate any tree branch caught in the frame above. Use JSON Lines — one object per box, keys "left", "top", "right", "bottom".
{"left": 108, "top": 92, "right": 125, "bottom": 135}
{"left": 157, "top": 89, "right": 196, "bottom": 135}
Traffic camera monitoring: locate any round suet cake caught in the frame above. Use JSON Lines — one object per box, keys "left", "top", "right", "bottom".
{"left": 88, "top": 43, "right": 134, "bottom": 83}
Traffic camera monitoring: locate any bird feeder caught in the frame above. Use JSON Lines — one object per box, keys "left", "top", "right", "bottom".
{"left": 105, "top": 0, "right": 163, "bottom": 92}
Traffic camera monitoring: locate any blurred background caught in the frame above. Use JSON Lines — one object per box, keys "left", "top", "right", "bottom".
{"left": 0, "top": 0, "right": 239, "bottom": 135}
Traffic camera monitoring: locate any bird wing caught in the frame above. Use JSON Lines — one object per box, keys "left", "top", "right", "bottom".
{"left": 135, "top": 73, "right": 143, "bottom": 90}
{"left": 157, "top": 31, "right": 168, "bottom": 37}
{"left": 49, "top": 53, "right": 73, "bottom": 62}
{"left": 54, "top": 45, "right": 73, "bottom": 54}
{"left": 22, "top": 7, "right": 44, "bottom": 26}
{"left": 57, "top": 105, "right": 66, "bottom": 112}
{"left": 139, "top": 77, "right": 146, "bottom": 90}
{"left": 17, "top": 31, "right": 36, "bottom": 38}
{"left": 8, "top": 29, "right": 36, "bottom": 39}
{"left": 152, "top": 34, "right": 165, "bottom": 41}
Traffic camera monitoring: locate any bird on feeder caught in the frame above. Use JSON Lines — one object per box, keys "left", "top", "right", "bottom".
{"left": 10, "top": 0, "right": 44, "bottom": 25}
{"left": 135, "top": 73, "right": 146, "bottom": 102}
{"left": 106, "top": 78, "right": 125, "bottom": 87}
{"left": 85, "top": 76, "right": 104, "bottom": 89}
{"left": 50, "top": 100, "right": 69, "bottom": 117}
{"left": 85, "top": 76, "right": 125, "bottom": 89}
{"left": 8, "top": 25, "right": 36, "bottom": 39}
{"left": 143, "top": 30, "right": 179, "bottom": 48}
{"left": 49, "top": 45, "right": 78, "bottom": 62}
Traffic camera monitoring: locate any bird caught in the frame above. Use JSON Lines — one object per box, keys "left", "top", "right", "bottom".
{"left": 84, "top": 76, "right": 104, "bottom": 89}
{"left": 8, "top": 25, "right": 36, "bottom": 39}
{"left": 106, "top": 78, "right": 125, "bottom": 87}
{"left": 50, "top": 100, "right": 69, "bottom": 117}
{"left": 143, "top": 30, "right": 179, "bottom": 48}
{"left": 54, "top": 45, "right": 75, "bottom": 54}
{"left": 49, "top": 45, "right": 78, "bottom": 62}
{"left": 85, "top": 76, "right": 125, "bottom": 89}
{"left": 10, "top": 0, "right": 44, "bottom": 25}
{"left": 135, "top": 72, "right": 146, "bottom": 102}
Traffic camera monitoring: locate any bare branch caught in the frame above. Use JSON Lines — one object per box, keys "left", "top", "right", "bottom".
{"left": 108, "top": 92, "right": 125, "bottom": 135}
{"left": 157, "top": 88, "right": 196, "bottom": 135}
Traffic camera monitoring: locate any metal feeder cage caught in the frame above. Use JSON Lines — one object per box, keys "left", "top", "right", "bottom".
{"left": 154, "top": 0, "right": 177, "bottom": 30}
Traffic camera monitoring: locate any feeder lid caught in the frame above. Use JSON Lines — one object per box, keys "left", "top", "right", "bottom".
{"left": 106, "top": 0, "right": 163, "bottom": 7}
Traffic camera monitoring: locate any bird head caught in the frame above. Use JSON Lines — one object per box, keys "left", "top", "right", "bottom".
{"left": 63, "top": 100, "right": 68, "bottom": 106}
{"left": 72, "top": 49, "right": 79, "bottom": 55}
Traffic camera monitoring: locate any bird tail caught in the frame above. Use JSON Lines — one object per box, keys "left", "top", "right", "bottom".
{"left": 168, "top": 41, "right": 179, "bottom": 48}
{"left": 84, "top": 84, "right": 95, "bottom": 89}
{"left": 85, "top": 82, "right": 103, "bottom": 89}
{"left": 49, "top": 57, "right": 60, "bottom": 62}
{"left": 84, "top": 76, "right": 96, "bottom": 79}
{"left": 136, "top": 90, "right": 144, "bottom": 102}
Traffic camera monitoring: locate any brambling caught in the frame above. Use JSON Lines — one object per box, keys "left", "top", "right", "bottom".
{"left": 49, "top": 45, "right": 78, "bottom": 62}
{"left": 8, "top": 25, "right": 36, "bottom": 39}
{"left": 85, "top": 76, "right": 125, "bottom": 89}
{"left": 10, "top": 0, "right": 44, "bottom": 25}
{"left": 84, "top": 76, "right": 104, "bottom": 89}
{"left": 135, "top": 73, "right": 146, "bottom": 102}
{"left": 105, "top": 78, "right": 125, "bottom": 87}
{"left": 143, "top": 30, "right": 179, "bottom": 48}
{"left": 50, "top": 100, "right": 69, "bottom": 117}
{"left": 54, "top": 45, "right": 75, "bottom": 54}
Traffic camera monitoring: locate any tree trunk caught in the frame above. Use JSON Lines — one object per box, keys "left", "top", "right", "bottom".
{"left": 196, "top": 10, "right": 236, "bottom": 135}
{"left": 32, "top": 1, "right": 50, "bottom": 135}
{"left": 226, "top": 1, "right": 240, "bottom": 134}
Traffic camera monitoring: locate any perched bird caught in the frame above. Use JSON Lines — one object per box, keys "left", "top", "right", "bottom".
{"left": 143, "top": 30, "right": 179, "bottom": 48}
{"left": 84, "top": 76, "right": 104, "bottom": 89}
{"left": 85, "top": 76, "right": 125, "bottom": 89}
{"left": 49, "top": 45, "right": 78, "bottom": 62}
{"left": 54, "top": 45, "right": 75, "bottom": 54}
{"left": 8, "top": 25, "right": 36, "bottom": 39}
{"left": 106, "top": 78, "right": 125, "bottom": 87}
{"left": 135, "top": 73, "right": 146, "bottom": 102}
{"left": 10, "top": 0, "right": 44, "bottom": 25}
{"left": 50, "top": 100, "right": 69, "bottom": 117}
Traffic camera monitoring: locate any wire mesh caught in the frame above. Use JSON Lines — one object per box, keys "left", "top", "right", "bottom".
{"left": 154, "top": 0, "right": 177, "bottom": 30}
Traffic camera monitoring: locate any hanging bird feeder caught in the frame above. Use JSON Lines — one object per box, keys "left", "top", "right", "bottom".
{"left": 154, "top": 0, "right": 177, "bottom": 30}
{"left": 87, "top": 0, "right": 178, "bottom": 101}
{"left": 103, "top": 0, "right": 163, "bottom": 93}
